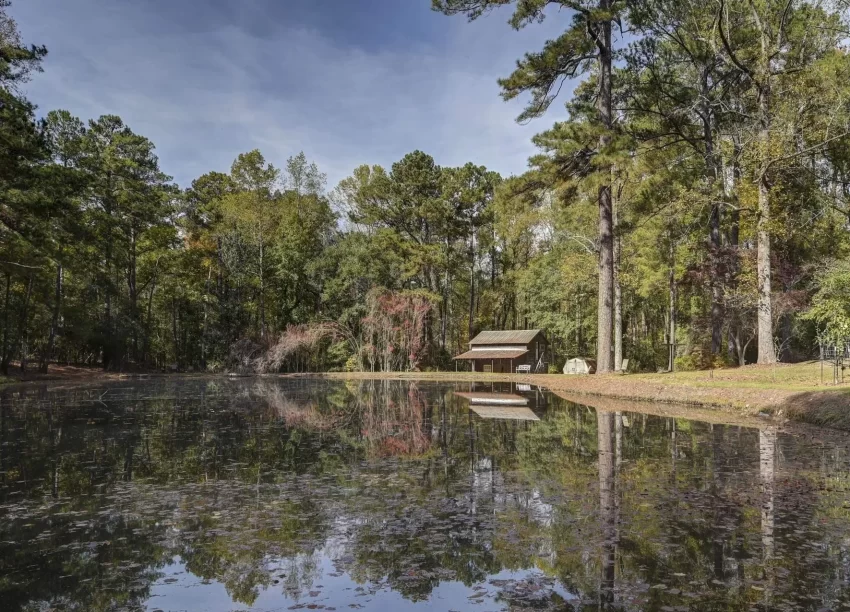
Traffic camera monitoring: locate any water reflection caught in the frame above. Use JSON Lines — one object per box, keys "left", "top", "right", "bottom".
{"left": 0, "top": 378, "right": 849, "bottom": 611}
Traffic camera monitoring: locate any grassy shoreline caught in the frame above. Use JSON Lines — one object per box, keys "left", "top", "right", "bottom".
{"left": 285, "top": 361, "right": 850, "bottom": 430}
{"left": 5, "top": 361, "right": 850, "bottom": 431}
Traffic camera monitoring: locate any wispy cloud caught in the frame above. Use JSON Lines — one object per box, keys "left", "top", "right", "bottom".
{"left": 11, "top": 0, "right": 572, "bottom": 188}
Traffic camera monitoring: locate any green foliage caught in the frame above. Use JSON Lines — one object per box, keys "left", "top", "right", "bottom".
{"left": 803, "top": 259, "right": 850, "bottom": 348}
{"left": 2, "top": 0, "right": 850, "bottom": 374}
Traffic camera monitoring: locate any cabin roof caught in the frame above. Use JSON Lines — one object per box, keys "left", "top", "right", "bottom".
{"left": 453, "top": 349, "right": 529, "bottom": 360}
{"left": 468, "top": 329, "right": 544, "bottom": 346}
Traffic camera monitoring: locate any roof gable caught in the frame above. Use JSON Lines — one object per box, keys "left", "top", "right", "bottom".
{"left": 469, "top": 329, "right": 545, "bottom": 346}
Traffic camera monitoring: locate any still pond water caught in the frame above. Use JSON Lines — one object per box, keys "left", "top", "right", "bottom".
{"left": 1, "top": 378, "right": 850, "bottom": 611}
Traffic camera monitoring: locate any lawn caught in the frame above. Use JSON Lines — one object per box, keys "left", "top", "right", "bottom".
{"left": 630, "top": 361, "right": 843, "bottom": 391}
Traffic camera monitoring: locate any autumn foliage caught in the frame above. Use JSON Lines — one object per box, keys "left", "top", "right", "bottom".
{"left": 361, "top": 289, "right": 433, "bottom": 372}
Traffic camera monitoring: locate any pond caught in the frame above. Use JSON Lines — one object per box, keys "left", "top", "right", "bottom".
{"left": 1, "top": 377, "right": 850, "bottom": 611}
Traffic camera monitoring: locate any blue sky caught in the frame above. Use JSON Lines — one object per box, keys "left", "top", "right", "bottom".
{"left": 11, "top": 0, "right": 572, "bottom": 189}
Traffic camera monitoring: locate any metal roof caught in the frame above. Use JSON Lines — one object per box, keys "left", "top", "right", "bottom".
{"left": 468, "top": 329, "right": 544, "bottom": 346}
{"left": 453, "top": 349, "right": 529, "bottom": 360}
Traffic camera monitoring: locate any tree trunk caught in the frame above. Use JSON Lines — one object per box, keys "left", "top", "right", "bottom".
{"left": 103, "top": 186, "right": 114, "bottom": 370}
{"left": 41, "top": 263, "right": 63, "bottom": 373}
{"left": 756, "top": 166, "right": 776, "bottom": 364}
{"left": 1, "top": 271, "right": 10, "bottom": 375}
{"left": 613, "top": 193, "right": 622, "bottom": 372}
{"left": 728, "top": 138, "right": 742, "bottom": 249}
{"left": 490, "top": 225, "right": 497, "bottom": 286}
{"left": 575, "top": 294, "right": 582, "bottom": 355}
{"left": 144, "top": 273, "right": 157, "bottom": 364}
{"left": 201, "top": 265, "right": 211, "bottom": 370}
{"left": 18, "top": 274, "right": 33, "bottom": 373}
{"left": 595, "top": 6, "right": 614, "bottom": 374}
{"left": 724, "top": 141, "right": 742, "bottom": 363}
{"left": 171, "top": 296, "right": 179, "bottom": 367}
{"left": 754, "top": 20, "right": 776, "bottom": 365}
{"left": 259, "top": 239, "right": 266, "bottom": 341}
{"left": 468, "top": 248, "right": 476, "bottom": 342}
{"left": 668, "top": 239, "right": 677, "bottom": 372}
{"left": 702, "top": 74, "right": 724, "bottom": 356}
{"left": 440, "top": 268, "right": 450, "bottom": 348}
{"left": 129, "top": 224, "right": 138, "bottom": 362}
{"left": 709, "top": 204, "right": 723, "bottom": 358}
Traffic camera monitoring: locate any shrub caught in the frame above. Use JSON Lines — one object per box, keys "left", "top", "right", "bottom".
{"left": 344, "top": 354, "right": 359, "bottom": 372}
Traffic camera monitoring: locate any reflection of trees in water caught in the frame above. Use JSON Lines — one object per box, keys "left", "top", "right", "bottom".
{"left": 245, "top": 378, "right": 434, "bottom": 458}
{"left": 504, "top": 406, "right": 850, "bottom": 610}
{"left": 597, "top": 411, "right": 616, "bottom": 607}
{"left": 251, "top": 379, "right": 340, "bottom": 431}
{"left": 354, "top": 379, "right": 431, "bottom": 457}
{"left": 174, "top": 494, "right": 327, "bottom": 606}
{"left": 2, "top": 379, "right": 850, "bottom": 611}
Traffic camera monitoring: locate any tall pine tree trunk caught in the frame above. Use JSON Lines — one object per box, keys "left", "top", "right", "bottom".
{"left": 755, "top": 17, "right": 776, "bottom": 365}
{"left": 613, "top": 191, "right": 623, "bottom": 372}
{"left": 468, "top": 248, "right": 475, "bottom": 343}
{"left": 702, "top": 80, "right": 724, "bottom": 356}
{"left": 724, "top": 139, "right": 742, "bottom": 363}
{"left": 668, "top": 239, "right": 677, "bottom": 371}
{"left": 755, "top": 72, "right": 776, "bottom": 364}
{"left": 756, "top": 163, "right": 775, "bottom": 363}
{"left": 595, "top": 1, "right": 614, "bottom": 373}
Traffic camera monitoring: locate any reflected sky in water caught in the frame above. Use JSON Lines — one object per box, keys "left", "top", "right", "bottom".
{"left": 1, "top": 377, "right": 849, "bottom": 611}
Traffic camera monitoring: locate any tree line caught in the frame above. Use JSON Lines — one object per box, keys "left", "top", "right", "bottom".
{"left": 1, "top": 0, "right": 850, "bottom": 374}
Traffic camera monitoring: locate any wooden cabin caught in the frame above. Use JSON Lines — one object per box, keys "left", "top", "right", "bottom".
{"left": 453, "top": 329, "right": 548, "bottom": 373}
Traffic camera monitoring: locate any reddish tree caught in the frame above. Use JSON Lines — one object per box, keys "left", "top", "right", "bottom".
{"left": 362, "top": 289, "right": 433, "bottom": 372}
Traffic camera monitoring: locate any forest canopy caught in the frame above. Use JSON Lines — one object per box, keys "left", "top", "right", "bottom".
{"left": 2, "top": 0, "right": 850, "bottom": 374}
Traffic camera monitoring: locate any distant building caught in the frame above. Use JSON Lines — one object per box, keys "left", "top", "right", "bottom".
{"left": 453, "top": 329, "right": 548, "bottom": 373}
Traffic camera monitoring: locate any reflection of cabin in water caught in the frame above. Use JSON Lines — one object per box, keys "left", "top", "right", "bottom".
{"left": 454, "top": 381, "right": 548, "bottom": 421}
{"left": 453, "top": 329, "right": 548, "bottom": 373}
{"left": 454, "top": 391, "right": 540, "bottom": 421}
